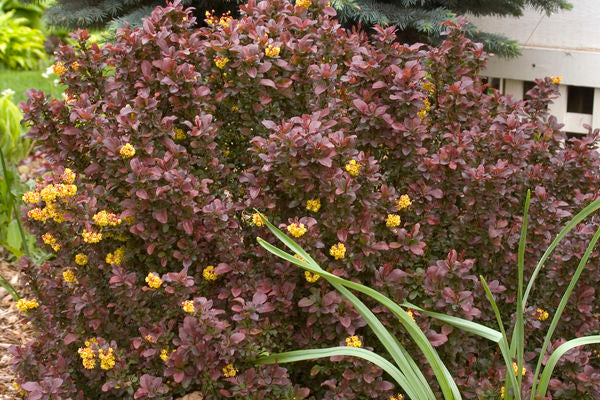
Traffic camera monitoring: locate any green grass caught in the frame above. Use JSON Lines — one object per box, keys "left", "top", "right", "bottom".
{"left": 0, "top": 66, "right": 64, "bottom": 105}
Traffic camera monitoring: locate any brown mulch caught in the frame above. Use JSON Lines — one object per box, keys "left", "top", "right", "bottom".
{"left": 0, "top": 257, "right": 30, "bottom": 399}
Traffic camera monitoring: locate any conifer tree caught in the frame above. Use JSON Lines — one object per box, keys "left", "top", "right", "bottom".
{"left": 34, "top": 0, "right": 571, "bottom": 57}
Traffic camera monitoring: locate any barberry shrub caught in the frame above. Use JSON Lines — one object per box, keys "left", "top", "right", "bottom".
{"left": 12, "top": 0, "right": 600, "bottom": 398}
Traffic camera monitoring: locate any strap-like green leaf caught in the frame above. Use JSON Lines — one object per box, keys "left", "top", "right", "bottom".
{"left": 256, "top": 213, "right": 461, "bottom": 399}
{"left": 480, "top": 276, "right": 521, "bottom": 400}
{"left": 403, "top": 302, "right": 502, "bottom": 343}
{"left": 522, "top": 197, "right": 600, "bottom": 308}
{"left": 536, "top": 336, "right": 600, "bottom": 396}
{"left": 529, "top": 225, "right": 600, "bottom": 398}
{"left": 257, "top": 346, "right": 409, "bottom": 390}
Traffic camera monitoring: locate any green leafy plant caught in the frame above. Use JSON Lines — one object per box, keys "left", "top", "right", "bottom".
{"left": 0, "top": 146, "right": 23, "bottom": 300}
{"left": 256, "top": 190, "right": 600, "bottom": 399}
{"left": 0, "top": 9, "right": 46, "bottom": 70}
{"left": 0, "top": 92, "right": 47, "bottom": 301}
{"left": 0, "top": 90, "right": 31, "bottom": 163}
{"left": 0, "top": 0, "right": 45, "bottom": 29}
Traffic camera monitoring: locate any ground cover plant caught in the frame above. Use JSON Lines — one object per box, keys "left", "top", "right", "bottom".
{"left": 11, "top": 0, "right": 600, "bottom": 398}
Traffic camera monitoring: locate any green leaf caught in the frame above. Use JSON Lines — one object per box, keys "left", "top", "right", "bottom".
{"left": 536, "top": 336, "right": 600, "bottom": 396}
{"left": 403, "top": 302, "right": 502, "bottom": 343}
{"left": 258, "top": 347, "right": 410, "bottom": 390}
{"left": 256, "top": 236, "right": 433, "bottom": 400}
{"left": 6, "top": 218, "right": 22, "bottom": 252}
{"left": 513, "top": 190, "right": 530, "bottom": 390}
{"left": 522, "top": 197, "right": 600, "bottom": 309}
{"left": 480, "top": 276, "right": 521, "bottom": 400}
{"left": 256, "top": 213, "right": 461, "bottom": 400}
{"left": 529, "top": 225, "right": 600, "bottom": 398}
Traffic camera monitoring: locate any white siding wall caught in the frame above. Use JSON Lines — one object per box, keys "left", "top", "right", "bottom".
{"left": 469, "top": 0, "right": 600, "bottom": 132}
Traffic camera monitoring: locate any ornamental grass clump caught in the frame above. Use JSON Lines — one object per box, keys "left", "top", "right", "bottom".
{"left": 11, "top": 0, "right": 600, "bottom": 398}
{"left": 255, "top": 191, "right": 600, "bottom": 400}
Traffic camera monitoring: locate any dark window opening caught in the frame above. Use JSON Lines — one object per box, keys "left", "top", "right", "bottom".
{"left": 567, "top": 86, "right": 594, "bottom": 114}
{"left": 566, "top": 131, "right": 585, "bottom": 139}
{"left": 482, "top": 77, "right": 503, "bottom": 95}
{"left": 523, "top": 81, "right": 536, "bottom": 100}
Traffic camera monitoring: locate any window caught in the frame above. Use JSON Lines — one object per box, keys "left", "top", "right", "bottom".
{"left": 482, "top": 77, "right": 504, "bottom": 94}
{"left": 567, "top": 86, "right": 594, "bottom": 114}
{"left": 523, "top": 81, "right": 536, "bottom": 100}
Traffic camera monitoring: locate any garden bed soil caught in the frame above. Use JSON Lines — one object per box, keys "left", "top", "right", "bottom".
{"left": 0, "top": 258, "right": 30, "bottom": 399}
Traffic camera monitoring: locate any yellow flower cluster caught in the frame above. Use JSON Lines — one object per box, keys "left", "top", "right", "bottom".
{"left": 501, "top": 387, "right": 505, "bottom": 399}
{"left": 296, "top": 0, "right": 311, "bottom": 8}
{"left": 406, "top": 309, "right": 416, "bottom": 322}
{"left": 22, "top": 191, "right": 40, "bottom": 203}
{"left": 395, "top": 194, "right": 411, "bottom": 210}
{"left": 53, "top": 184, "right": 77, "bottom": 199}
{"left": 386, "top": 214, "right": 401, "bottom": 227}
{"left": 43, "top": 233, "right": 60, "bottom": 251}
{"left": 551, "top": 76, "right": 562, "bottom": 84}
{"left": 306, "top": 199, "right": 321, "bottom": 212}
{"left": 123, "top": 215, "right": 135, "bottom": 225}
{"left": 536, "top": 307, "right": 549, "bottom": 321}
{"left": 40, "top": 184, "right": 59, "bottom": 203}
{"left": 174, "top": 128, "right": 187, "bottom": 140}
{"left": 52, "top": 62, "right": 66, "bottom": 76}
{"left": 98, "top": 348, "right": 116, "bottom": 370}
{"left": 160, "top": 348, "right": 171, "bottom": 362}
{"left": 345, "top": 159, "right": 360, "bottom": 176}
{"left": 42, "top": 232, "right": 57, "bottom": 246}
{"left": 93, "top": 210, "right": 121, "bottom": 227}
{"left": 512, "top": 362, "right": 526, "bottom": 376}
{"left": 27, "top": 188, "right": 72, "bottom": 222}
{"left": 422, "top": 81, "right": 435, "bottom": 95}
{"left": 106, "top": 247, "right": 125, "bottom": 265}
{"left": 16, "top": 298, "right": 39, "bottom": 312}
{"left": 162, "top": 348, "right": 176, "bottom": 362}
{"left": 214, "top": 56, "right": 229, "bottom": 69}
{"left": 205, "top": 10, "right": 232, "bottom": 27}
{"left": 345, "top": 336, "right": 362, "bottom": 348}
{"left": 182, "top": 300, "right": 195, "bottom": 313}
{"left": 120, "top": 143, "right": 136, "bottom": 158}
{"left": 78, "top": 346, "right": 96, "bottom": 369}
{"left": 417, "top": 98, "right": 431, "bottom": 119}
{"left": 223, "top": 364, "right": 237, "bottom": 377}
{"left": 75, "top": 253, "right": 88, "bottom": 266}
{"left": 265, "top": 44, "right": 281, "bottom": 58}
{"left": 59, "top": 184, "right": 78, "bottom": 198}
{"left": 219, "top": 11, "right": 232, "bottom": 27}
{"left": 63, "top": 270, "right": 77, "bottom": 283}
{"left": 27, "top": 208, "right": 46, "bottom": 221}
{"left": 389, "top": 395, "right": 404, "bottom": 400}
{"left": 252, "top": 213, "right": 264, "bottom": 226}
{"left": 78, "top": 339, "right": 116, "bottom": 371}
{"left": 329, "top": 242, "right": 346, "bottom": 260}
{"left": 203, "top": 265, "right": 218, "bottom": 281}
{"left": 13, "top": 382, "right": 26, "bottom": 396}
{"left": 71, "top": 62, "right": 80, "bottom": 71}
{"left": 145, "top": 335, "right": 156, "bottom": 343}
{"left": 145, "top": 272, "right": 163, "bottom": 289}
{"left": 287, "top": 222, "right": 307, "bottom": 238}
{"left": 305, "top": 271, "right": 320, "bottom": 282}
{"left": 82, "top": 229, "right": 102, "bottom": 243}
{"left": 61, "top": 168, "right": 76, "bottom": 184}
